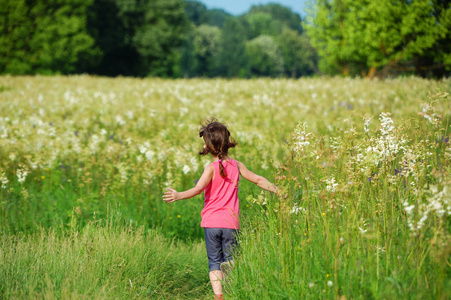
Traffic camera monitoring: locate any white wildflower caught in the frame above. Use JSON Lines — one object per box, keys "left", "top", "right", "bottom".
{"left": 290, "top": 203, "right": 305, "bottom": 215}
{"left": 116, "top": 115, "right": 126, "bottom": 126}
{"left": 247, "top": 191, "right": 267, "bottom": 206}
{"left": 403, "top": 202, "right": 415, "bottom": 215}
{"left": 27, "top": 159, "right": 38, "bottom": 170}
{"left": 356, "top": 153, "right": 364, "bottom": 162}
{"left": 292, "top": 122, "right": 312, "bottom": 154}
{"left": 145, "top": 150, "right": 155, "bottom": 161}
{"left": 327, "top": 281, "right": 333, "bottom": 287}
{"left": 48, "top": 126, "right": 56, "bottom": 137}
{"left": 363, "top": 113, "right": 407, "bottom": 166}
{"left": 139, "top": 145, "right": 147, "bottom": 154}
{"left": 179, "top": 107, "right": 189, "bottom": 116}
{"left": 106, "top": 144, "right": 115, "bottom": 154}
{"left": 116, "top": 163, "right": 128, "bottom": 183}
{"left": 0, "top": 127, "right": 7, "bottom": 139}
{"left": 445, "top": 147, "right": 451, "bottom": 160}
{"left": 182, "top": 165, "right": 191, "bottom": 174}
{"left": 403, "top": 185, "right": 450, "bottom": 236}
{"left": 164, "top": 171, "right": 173, "bottom": 188}
{"left": 325, "top": 177, "right": 338, "bottom": 193}
{"left": 427, "top": 185, "right": 450, "bottom": 218}
{"left": 416, "top": 210, "right": 428, "bottom": 231}
{"left": 126, "top": 111, "right": 134, "bottom": 119}
{"left": 0, "top": 171, "right": 8, "bottom": 189}
{"left": 379, "top": 112, "right": 394, "bottom": 135}
{"left": 9, "top": 153, "right": 16, "bottom": 161}
{"left": 158, "top": 150, "right": 167, "bottom": 161}
{"left": 190, "top": 156, "right": 199, "bottom": 173}
{"left": 89, "top": 134, "right": 100, "bottom": 154}
{"left": 329, "top": 136, "right": 342, "bottom": 156}
{"left": 17, "top": 165, "right": 29, "bottom": 184}
{"left": 363, "top": 114, "right": 373, "bottom": 133}
{"left": 143, "top": 171, "right": 153, "bottom": 185}
{"left": 420, "top": 102, "right": 441, "bottom": 128}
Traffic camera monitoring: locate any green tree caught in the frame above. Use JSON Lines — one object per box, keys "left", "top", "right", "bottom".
{"left": 411, "top": 0, "right": 451, "bottom": 77}
{"left": 0, "top": 0, "right": 32, "bottom": 74}
{"left": 0, "top": 0, "right": 100, "bottom": 74}
{"left": 245, "top": 12, "right": 283, "bottom": 40}
{"left": 205, "top": 9, "right": 231, "bottom": 29}
{"left": 132, "top": 0, "right": 188, "bottom": 76}
{"left": 245, "top": 35, "right": 284, "bottom": 77}
{"left": 179, "top": 25, "right": 197, "bottom": 77}
{"left": 276, "top": 28, "right": 318, "bottom": 77}
{"left": 86, "top": 0, "right": 137, "bottom": 76}
{"left": 192, "top": 25, "right": 221, "bottom": 77}
{"left": 88, "top": 0, "right": 187, "bottom": 77}
{"left": 183, "top": 0, "right": 209, "bottom": 26}
{"left": 242, "top": 3, "right": 318, "bottom": 77}
{"left": 249, "top": 3, "right": 303, "bottom": 33}
{"left": 306, "top": 0, "right": 450, "bottom": 77}
{"left": 183, "top": 1, "right": 231, "bottom": 28}
{"left": 216, "top": 17, "right": 249, "bottom": 77}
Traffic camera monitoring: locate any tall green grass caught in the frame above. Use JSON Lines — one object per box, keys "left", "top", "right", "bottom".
{"left": 0, "top": 216, "right": 211, "bottom": 299}
{"left": 227, "top": 91, "right": 451, "bottom": 299}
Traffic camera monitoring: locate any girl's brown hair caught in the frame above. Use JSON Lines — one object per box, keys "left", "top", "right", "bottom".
{"left": 199, "top": 119, "right": 237, "bottom": 178}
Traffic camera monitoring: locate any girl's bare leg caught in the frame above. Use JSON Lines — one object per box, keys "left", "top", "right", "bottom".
{"left": 220, "top": 260, "right": 234, "bottom": 278}
{"left": 209, "top": 270, "right": 224, "bottom": 295}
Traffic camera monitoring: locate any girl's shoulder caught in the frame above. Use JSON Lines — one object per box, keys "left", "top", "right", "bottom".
{"left": 232, "top": 159, "right": 240, "bottom": 165}
{"left": 203, "top": 163, "right": 215, "bottom": 172}
{"left": 232, "top": 159, "right": 243, "bottom": 169}
{"left": 227, "top": 158, "right": 240, "bottom": 165}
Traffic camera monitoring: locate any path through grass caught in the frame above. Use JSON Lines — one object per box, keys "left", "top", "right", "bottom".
{"left": 0, "top": 218, "right": 211, "bottom": 299}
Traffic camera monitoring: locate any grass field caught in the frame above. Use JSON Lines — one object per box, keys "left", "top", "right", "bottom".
{"left": 0, "top": 75, "right": 450, "bottom": 299}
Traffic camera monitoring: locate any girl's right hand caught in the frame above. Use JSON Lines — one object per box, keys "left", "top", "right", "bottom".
{"left": 163, "top": 188, "right": 180, "bottom": 203}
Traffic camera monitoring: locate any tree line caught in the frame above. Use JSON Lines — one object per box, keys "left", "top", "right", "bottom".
{"left": 306, "top": 0, "right": 450, "bottom": 78}
{"left": 0, "top": 0, "right": 449, "bottom": 78}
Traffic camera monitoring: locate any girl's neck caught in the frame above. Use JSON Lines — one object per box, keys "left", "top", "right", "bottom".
{"left": 212, "top": 155, "right": 230, "bottom": 162}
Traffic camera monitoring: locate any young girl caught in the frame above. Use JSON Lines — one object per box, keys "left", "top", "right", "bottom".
{"left": 162, "top": 120, "right": 277, "bottom": 299}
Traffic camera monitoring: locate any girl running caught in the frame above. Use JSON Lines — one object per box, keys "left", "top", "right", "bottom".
{"left": 163, "top": 119, "right": 277, "bottom": 299}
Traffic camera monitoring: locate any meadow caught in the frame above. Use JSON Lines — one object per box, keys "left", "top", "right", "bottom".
{"left": 0, "top": 75, "right": 450, "bottom": 299}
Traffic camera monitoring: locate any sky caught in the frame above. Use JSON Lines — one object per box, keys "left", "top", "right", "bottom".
{"left": 199, "top": 0, "right": 310, "bottom": 17}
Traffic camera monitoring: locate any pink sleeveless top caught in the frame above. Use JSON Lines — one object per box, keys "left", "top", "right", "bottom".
{"left": 201, "top": 159, "right": 240, "bottom": 229}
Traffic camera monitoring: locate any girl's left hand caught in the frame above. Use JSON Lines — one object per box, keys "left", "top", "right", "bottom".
{"left": 163, "top": 188, "right": 180, "bottom": 203}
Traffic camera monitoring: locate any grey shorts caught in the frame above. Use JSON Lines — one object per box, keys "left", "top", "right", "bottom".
{"left": 204, "top": 228, "right": 239, "bottom": 271}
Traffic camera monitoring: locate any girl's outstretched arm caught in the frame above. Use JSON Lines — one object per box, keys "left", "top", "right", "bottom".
{"left": 237, "top": 161, "right": 277, "bottom": 193}
{"left": 163, "top": 164, "right": 214, "bottom": 203}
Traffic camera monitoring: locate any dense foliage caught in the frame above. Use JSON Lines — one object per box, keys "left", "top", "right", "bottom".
{"left": 0, "top": 0, "right": 449, "bottom": 77}
{"left": 179, "top": 2, "right": 317, "bottom": 78}
{"left": 86, "top": 0, "right": 187, "bottom": 77}
{"left": 0, "top": 0, "right": 100, "bottom": 75}
{"left": 0, "top": 0, "right": 315, "bottom": 77}
{"left": 305, "top": 0, "right": 451, "bottom": 77}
